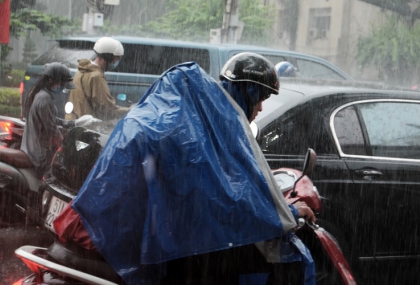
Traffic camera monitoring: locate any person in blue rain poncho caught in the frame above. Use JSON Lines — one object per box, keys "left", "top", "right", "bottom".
{"left": 68, "top": 52, "right": 316, "bottom": 284}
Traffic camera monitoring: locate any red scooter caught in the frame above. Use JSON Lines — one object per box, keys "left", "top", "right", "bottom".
{"left": 13, "top": 148, "right": 356, "bottom": 284}
{"left": 276, "top": 148, "right": 356, "bottom": 285}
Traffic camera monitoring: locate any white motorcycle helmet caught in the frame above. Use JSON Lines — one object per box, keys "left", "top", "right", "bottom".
{"left": 93, "top": 37, "right": 124, "bottom": 70}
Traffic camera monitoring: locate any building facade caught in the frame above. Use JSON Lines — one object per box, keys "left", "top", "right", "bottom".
{"left": 268, "top": 0, "right": 393, "bottom": 81}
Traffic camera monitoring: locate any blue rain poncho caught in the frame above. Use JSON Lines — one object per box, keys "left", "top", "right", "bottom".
{"left": 72, "top": 62, "right": 297, "bottom": 284}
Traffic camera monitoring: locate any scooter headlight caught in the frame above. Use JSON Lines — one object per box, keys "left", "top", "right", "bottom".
{"left": 272, "top": 170, "right": 297, "bottom": 192}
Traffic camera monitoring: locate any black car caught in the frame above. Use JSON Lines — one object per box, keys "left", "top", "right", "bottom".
{"left": 255, "top": 78, "right": 420, "bottom": 281}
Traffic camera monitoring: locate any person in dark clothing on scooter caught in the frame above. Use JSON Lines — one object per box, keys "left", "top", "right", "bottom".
{"left": 21, "top": 62, "right": 76, "bottom": 178}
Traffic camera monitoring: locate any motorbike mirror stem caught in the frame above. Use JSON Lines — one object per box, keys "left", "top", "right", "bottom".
{"left": 290, "top": 148, "right": 317, "bottom": 198}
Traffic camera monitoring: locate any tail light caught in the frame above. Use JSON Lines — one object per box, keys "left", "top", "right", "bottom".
{"left": 0, "top": 121, "right": 12, "bottom": 134}
{"left": 12, "top": 278, "right": 24, "bottom": 285}
{"left": 20, "top": 81, "right": 25, "bottom": 120}
{"left": 19, "top": 81, "right": 24, "bottom": 96}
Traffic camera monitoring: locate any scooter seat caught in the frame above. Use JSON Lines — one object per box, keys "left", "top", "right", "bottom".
{"left": 0, "top": 146, "right": 33, "bottom": 168}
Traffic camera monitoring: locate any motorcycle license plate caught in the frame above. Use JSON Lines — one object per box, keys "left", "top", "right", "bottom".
{"left": 44, "top": 196, "right": 68, "bottom": 233}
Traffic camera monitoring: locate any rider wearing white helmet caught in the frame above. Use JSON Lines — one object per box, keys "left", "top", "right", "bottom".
{"left": 65, "top": 37, "right": 130, "bottom": 121}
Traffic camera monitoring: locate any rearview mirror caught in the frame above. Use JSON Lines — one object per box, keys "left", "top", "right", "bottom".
{"left": 290, "top": 148, "right": 317, "bottom": 198}
{"left": 65, "top": 102, "right": 74, "bottom": 115}
{"left": 301, "top": 148, "right": 317, "bottom": 176}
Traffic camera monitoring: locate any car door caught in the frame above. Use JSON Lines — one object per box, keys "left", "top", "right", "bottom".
{"left": 331, "top": 99, "right": 420, "bottom": 258}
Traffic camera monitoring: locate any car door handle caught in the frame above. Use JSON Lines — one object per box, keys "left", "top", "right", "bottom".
{"left": 354, "top": 169, "right": 382, "bottom": 180}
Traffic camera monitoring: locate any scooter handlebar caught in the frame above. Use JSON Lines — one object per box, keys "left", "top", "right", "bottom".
{"left": 297, "top": 217, "right": 320, "bottom": 230}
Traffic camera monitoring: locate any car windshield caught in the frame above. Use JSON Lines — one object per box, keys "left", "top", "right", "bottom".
{"left": 33, "top": 42, "right": 95, "bottom": 68}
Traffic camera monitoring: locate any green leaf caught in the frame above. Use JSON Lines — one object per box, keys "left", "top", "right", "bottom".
{"left": 357, "top": 14, "right": 420, "bottom": 85}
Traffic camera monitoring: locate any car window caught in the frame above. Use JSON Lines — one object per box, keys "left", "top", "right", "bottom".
{"left": 359, "top": 102, "right": 420, "bottom": 159}
{"left": 334, "top": 101, "right": 420, "bottom": 159}
{"left": 116, "top": 44, "right": 211, "bottom": 75}
{"left": 33, "top": 41, "right": 211, "bottom": 75}
{"left": 333, "top": 105, "right": 367, "bottom": 155}
{"left": 32, "top": 44, "right": 95, "bottom": 68}
{"left": 258, "top": 99, "right": 334, "bottom": 156}
{"left": 259, "top": 114, "right": 299, "bottom": 154}
{"left": 262, "top": 54, "right": 287, "bottom": 65}
{"left": 230, "top": 51, "right": 286, "bottom": 65}
{"left": 295, "top": 58, "right": 345, "bottom": 80}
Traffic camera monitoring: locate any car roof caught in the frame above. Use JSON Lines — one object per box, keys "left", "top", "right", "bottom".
{"left": 55, "top": 36, "right": 352, "bottom": 80}
{"left": 255, "top": 78, "right": 420, "bottom": 128}
{"left": 56, "top": 35, "right": 309, "bottom": 54}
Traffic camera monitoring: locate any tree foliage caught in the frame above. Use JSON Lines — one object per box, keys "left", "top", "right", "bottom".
{"left": 143, "top": 0, "right": 275, "bottom": 45}
{"left": 357, "top": 16, "right": 420, "bottom": 85}
{"left": 10, "top": 0, "right": 36, "bottom": 12}
{"left": 146, "top": 0, "right": 223, "bottom": 42}
{"left": 22, "top": 37, "right": 38, "bottom": 66}
{"left": 278, "top": 0, "right": 299, "bottom": 50}
{"left": 1, "top": 9, "right": 80, "bottom": 61}
{"left": 239, "top": 0, "right": 276, "bottom": 45}
{"left": 10, "top": 9, "right": 77, "bottom": 39}
{"left": 360, "top": 0, "right": 420, "bottom": 25}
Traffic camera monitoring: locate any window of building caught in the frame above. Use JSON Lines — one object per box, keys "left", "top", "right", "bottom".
{"left": 307, "top": 8, "right": 331, "bottom": 42}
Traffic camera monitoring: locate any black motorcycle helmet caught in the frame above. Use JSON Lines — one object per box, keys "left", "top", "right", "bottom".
{"left": 220, "top": 53, "right": 279, "bottom": 120}
{"left": 220, "top": 52, "right": 279, "bottom": 97}
{"left": 42, "top": 62, "right": 76, "bottom": 89}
